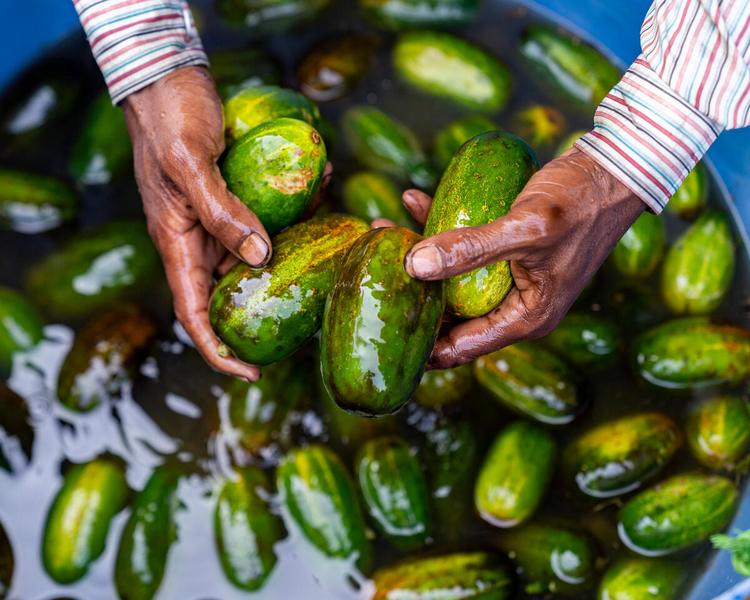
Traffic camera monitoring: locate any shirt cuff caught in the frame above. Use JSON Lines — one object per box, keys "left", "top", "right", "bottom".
{"left": 73, "top": 0, "right": 209, "bottom": 105}
{"left": 575, "top": 57, "right": 723, "bottom": 214}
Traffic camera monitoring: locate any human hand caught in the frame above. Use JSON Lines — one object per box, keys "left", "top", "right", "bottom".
{"left": 388, "top": 147, "right": 645, "bottom": 370}
{"left": 122, "top": 66, "right": 330, "bottom": 381}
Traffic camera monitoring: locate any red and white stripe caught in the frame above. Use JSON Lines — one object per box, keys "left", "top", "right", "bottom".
{"left": 72, "top": 0, "right": 208, "bottom": 104}
{"left": 578, "top": 0, "right": 750, "bottom": 212}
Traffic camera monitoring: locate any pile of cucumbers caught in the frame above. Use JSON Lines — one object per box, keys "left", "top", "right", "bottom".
{"left": 1, "top": 1, "right": 749, "bottom": 599}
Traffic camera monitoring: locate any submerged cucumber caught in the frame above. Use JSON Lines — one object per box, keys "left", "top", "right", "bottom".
{"left": 362, "top": 0, "right": 480, "bottom": 30}
{"left": 0, "top": 287, "right": 44, "bottom": 377}
{"left": 0, "top": 168, "right": 76, "bottom": 233}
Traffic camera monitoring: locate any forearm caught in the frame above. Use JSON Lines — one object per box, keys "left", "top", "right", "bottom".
{"left": 576, "top": 0, "right": 750, "bottom": 212}
{"left": 72, "top": 0, "right": 208, "bottom": 104}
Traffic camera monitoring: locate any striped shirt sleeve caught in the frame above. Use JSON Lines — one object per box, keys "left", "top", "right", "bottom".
{"left": 576, "top": 0, "right": 750, "bottom": 213}
{"left": 72, "top": 0, "right": 209, "bottom": 105}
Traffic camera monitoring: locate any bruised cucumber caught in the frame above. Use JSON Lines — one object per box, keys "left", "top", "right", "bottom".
{"left": 475, "top": 421, "right": 556, "bottom": 528}
{"left": 321, "top": 227, "right": 444, "bottom": 416}
{"left": 632, "top": 317, "right": 750, "bottom": 390}
{"left": 277, "top": 444, "right": 370, "bottom": 569}
{"left": 661, "top": 210, "right": 735, "bottom": 315}
{"left": 343, "top": 171, "right": 416, "bottom": 229}
{"left": 0, "top": 287, "right": 44, "bottom": 377}
{"left": 57, "top": 305, "right": 157, "bottom": 412}
{"left": 611, "top": 213, "right": 665, "bottom": 278}
{"left": 214, "top": 466, "right": 285, "bottom": 591}
{"left": 222, "top": 117, "right": 327, "bottom": 235}
{"left": 210, "top": 214, "right": 369, "bottom": 365}
{"left": 362, "top": 0, "right": 479, "bottom": 30}
{"left": 371, "top": 551, "right": 516, "bottom": 600}
{"left": 356, "top": 436, "right": 430, "bottom": 550}
{"left": 541, "top": 313, "right": 620, "bottom": 370}
{"left": 425, "top": 132, "right": 539, "bottom": 318}
{"left": 511, "top": 105, "right": 566, "bottom": 153}
{"left": 618, "top": 472, "right": 737, "bottom": 555}
{"left": 433, "top": 116, "right": 499, "bottom": 170}
{"left": 394, "top": 31, "right": 512, "bottom": 112}
{"left": 598, "top": 558, "right": 684, "bottom": 600}
{"left": 473, "top": 342, "right": 583, "bottom": 425}
{"left": 114, "top": 466, "right": 182, "bottom": 600}
{"left": 42, "top": 457, "right": 129, "bottom": 583}
{"left": 685, "top": 395, "right": 750, "bottom": 470}
{"left": 562, "top": 413, "right": 682, "bottom": 498}
{"left": 0, "top": 168, "right": 76, "bottom": 233}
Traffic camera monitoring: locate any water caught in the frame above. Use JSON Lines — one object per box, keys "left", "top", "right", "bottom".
{"left": 0, "top": 1, "right": 749, "bottom": 599}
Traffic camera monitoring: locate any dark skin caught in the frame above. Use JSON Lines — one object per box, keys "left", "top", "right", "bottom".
{"left": 123, "top": 66, "right": 643, "bottom": 378}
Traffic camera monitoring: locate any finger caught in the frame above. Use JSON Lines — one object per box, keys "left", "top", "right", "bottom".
{"left": 215, "top": 252, "right": 239, "bottom": 278}
{"left": 371, "top": 218, "right": 398, "bottom": 229}
{"left": 303, "top": 161, "right": 334, "bottom": 220}
{"left": 402, "top": 189, "right": 432, "bottom": 227}
{"left": 188, "top": 165, "right": 273, "bottom": 268}
{"left": 161, "top": 228, "right": 261, "bottom": 382}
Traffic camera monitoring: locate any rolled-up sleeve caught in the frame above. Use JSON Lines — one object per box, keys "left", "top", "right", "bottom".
{"left": 576, "top": 0, "right": 750, "bottom": 213}
{"left": 72, "top": 0, "right": 209, "bottom": 105}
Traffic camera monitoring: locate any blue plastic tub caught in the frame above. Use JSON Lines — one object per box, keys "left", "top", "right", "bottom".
{"left": 0, "top": 1, "right": 748, "bottom": 598}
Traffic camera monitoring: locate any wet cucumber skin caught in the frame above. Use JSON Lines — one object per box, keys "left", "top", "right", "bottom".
{"left": 321, "top": 227, "right": 444, "bottom": 417}
{"left": 412, "top": 363, "right": 472, "bottom": 408}
{"left": 214, "top": 466, "right": 285, "bottom": 591}
{"left": 562, "top": 413, "right": 682, "bottom": 498}
{"left": 598, "top": 558, "right": 683, "bottom": 600}
{"left": 0, "top": 287, "right": 44, "bottom": 377}
{"left": 42, "top": 458, "right": 130, "bottom": 584}
{"left": 371, "top": 550, "right": 516, "bottom": 600}
{"left": 222, "top": 117, "right": 327, "bottom": 235}
{"left": 0, "top": 168, "right": 76, "bottom": 234}
{"left": 0, "top": 385, "right": 34, "bottom": 473}
{"left": 276, "top": 445, "right": 370, "bottom": 570}
{"left": 667, "top": 162, "right": 708, "bottom": 219}
{"left": 541, "top": 313, "right": 620, "bottom": 370}
{"left": 618, "top": 472, "right": 737, "bottom": 555}
{"left": 475, "top": 421, "right": 556, "bottom": 528}
{"left": 685, "top": 395, "right": 750, "bottom": 469}
{"left": 425, "top": 132, "right": 539, "bottom": 318}
{"left": 356, "top": 436, "right": 430, "bottom": 550}
{"left": 343, "top": 171, "right": 416, "bottom": 229}
{"left": 210, "top": 50, "right": 283, "bottom": 100}
{"left": 473, "top": 342, "right": 583, "bottom": 425}
{"left": 115, "top": 467, "right": 182, "bottom": 600}
{"left": 394, "top": 31, "right": 512, "bottom": 112}
{"left": 210, "top": 214, "right": 369, "bottom": 365}
{"left": 433, "top": 116, "right": 499, "bottom": 169}
{"left": 661, "top": 210, "right": 735, "bottom": 315}
{"left": 217, "top": 0, "right": 331, "bottom": 31}
{"left": 362, "top": 0, "right": 480, "bottom": 30}
{"left": 611, "top": 213, "right": 665, "bottom": 278}
{"left": 632, "top": 317, "right": 750, "bottom": 390}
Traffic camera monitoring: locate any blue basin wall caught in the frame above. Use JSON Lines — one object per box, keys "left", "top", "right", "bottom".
{"left": 0, "top": 0, "right": 748, "bottom": 597}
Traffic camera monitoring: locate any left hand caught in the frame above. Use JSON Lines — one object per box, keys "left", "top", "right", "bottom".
{"left": 374, "top": 148, "right": 645, "bottom": 370}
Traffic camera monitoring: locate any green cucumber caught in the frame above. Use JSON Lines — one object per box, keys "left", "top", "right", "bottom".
{"left": 685, "top": 395, "right": 750, "bottom": 470}
{"left": 222, "top": 117, "right": 327, "bottom": 235}
{"left": 371, "top": 550, "right": 516, "bottom": 600}
{"left": 277, "top": 444, "right": 370, "bottom": 570}
{"left": 321, "top": 227, "right": 444, "bottom": 416}
{"left": 661, "top": 209, "right": 735, "bottom": 315}
{"left": 1, "top": 73, "right": 78, "bottom": 138}
{"left": 223, "top": 85, "right": 321, "bottom": 146}
{"left": 425, "top": 131, "right": 539, "bottom": 318}
{"left": 69, "top": 91, "right": 131, "bottom": 185}
{"left": 632, "top": 317, "right": 750, "bottom": 390}
{"left": 297, "top": 34, "right": 379, "bottom": 102}
{"left": 562, "top": 413, "right": 682, "bottom": 498}
{"left": 520, "top": 25, "right": 621, "bottom": 112}
{"left": 210, "top": 214, "right": 369, "bottom": 365}
{"left": 356, "top": 436, "right": 430, "bottom": 550}
{"left": 361, "top": 0, "right": 479, "bottom": 30}
{"left": 114, "top": 466, "right": 182, "bottom": 600}
{"left": 343, "top": 171, "right": 416, "bottom": 229}
{"left": 475, "top": 421, "right": 556, "bottom": 527}
{"left": 57, "top": 305, "right": 157, "bottom": 412}
{"left": 343, "top": 106, "right": 438, "bottom": 189}
{"left": 393, "top": 31, "right": 512, "bottom": 112}
{"left": 42, "top": 457, "right": 129, "bottom": 583}
{"left": 222, "top": 356, "right": 305, "bottom": 455}
{"left": 611, "top": 212, "right": 665, "bottom": 278}
{"left": 0, "top": 519, "right": 11, "bottom": 600}
{"left": 0, "top": 385, "right": 34, "bottom": 473}
{"left": 214, "top": 466, "right": 285, "bottom": 591}
{"left": 209, "top": 50, "right": 283, "bottom": 100}
{"left": 0, "top": 287, "right": 44, "bottom": 377}
{"left": 541, "top": 313, "right": 620, "bottom": 370}
{"left": 498, "top": 520, "right": 599, "bottom": 594}
{"left": 433, "top": 116, "right": 499, "bottom": 170}
{"left": 0, "top": 168, "right": 76, "bottom": 233}
{"left": 26, "top": 220, "right": 161, "bottom": 318}
{"left": 598, "top": 558, "right": 683, "bottom": 600}
{"left": 473, "top": 342, "right": 583, "bottom": 425}
{"left": 412, "top": 363, "right": 472, "bottom": 408}
{"left": 618, "top": 472, "right": 737, "bottom": 555}
{"left": 667, "top": 163, "right": 709, "bottom": 219}
{"left": 511, "top": 105, "right": 567, "bottom": 152}
{"left": 217, "top": 0, "right": 332, "bottom": 31}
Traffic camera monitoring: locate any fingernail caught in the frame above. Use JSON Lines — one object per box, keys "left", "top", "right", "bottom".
{"left": 407, "top": 245, "right": 444, "bottom": 279}
{"left": 240, "top": 232, "right": 270, "bottom": 266}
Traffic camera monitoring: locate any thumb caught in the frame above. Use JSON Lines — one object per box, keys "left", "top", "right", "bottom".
{"left": 190, "top": 165, "right": 273, "bottom": 267}
{"left": 404, "top": 214, "right": 530, "bottom": 281}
